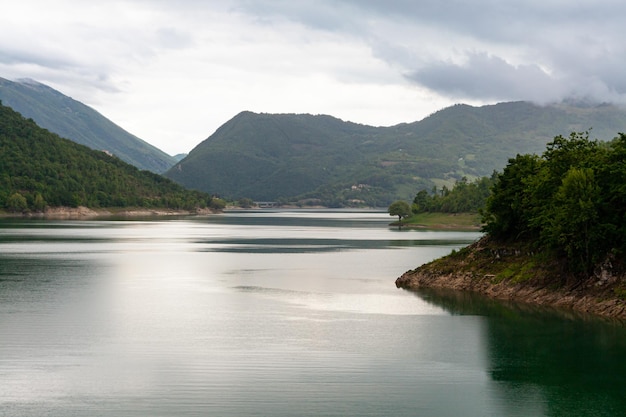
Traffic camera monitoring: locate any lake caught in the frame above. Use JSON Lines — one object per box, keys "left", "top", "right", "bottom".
{"left": 1, "top": 210, "right": 625, "bottom": 416}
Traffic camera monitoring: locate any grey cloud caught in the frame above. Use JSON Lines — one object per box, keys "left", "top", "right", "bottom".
{"left": 232, "top": 0, "right": 626, "bottom": 105}
{"left": 0, "top": 49, "right": 76, "bottom": 70}
{"left": 408, "top": 51, "right": 626, "bottom": 105}
{"left": 234, "top": 0, "right": 626, "bottom": 42}
{"left": 407, "top": 53, "right": 564, "bottom": 102}
{"left": 0, "top": 46, "right": 121, "bottom": 96}
{"left": 4, "top": 0, "right": 626, "bottom": 115}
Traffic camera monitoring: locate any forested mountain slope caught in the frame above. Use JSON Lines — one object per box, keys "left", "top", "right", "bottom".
{"left": 166, "top": 102, "right": 626, "bottom": 206}
{"left": 0, "top": 77, "right": 176, "bottom": 173}
{"left": 167, "top": 111, "right": 382, "bottom": 203}
{"left": 0, "top": 102, "right": 213, "bottom": 212}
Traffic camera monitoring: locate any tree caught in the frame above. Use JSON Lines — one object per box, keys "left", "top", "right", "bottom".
{"left": 413, "top": 176, "right": 495, "bottom": 215}
{"left": 388, "top": 200, "right": 411, "bottom": 225}
{"left": 237, "top": 197, "right": 254, "bottom": 208}
{"left": 547, "top": 167, "right": 601, "bottom": 272}
{"left": 412, "top": 190, "right": 429, "bottom": 213}
{"left": 481, "top": 154, "right": 541, "bottom": 238}
{"left": 6, "top": 192, "right": 28, "bottom": 213}
{"left": 32, "top": 192, "right": 46, "bottom": 212}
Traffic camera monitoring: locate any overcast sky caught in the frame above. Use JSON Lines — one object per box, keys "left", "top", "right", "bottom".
{"left": 2, "top": 0, "right": 625, "bottom": 155}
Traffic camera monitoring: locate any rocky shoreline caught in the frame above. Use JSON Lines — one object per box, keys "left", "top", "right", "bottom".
{"left": 396, "top": 237, "right": 626, "bottom": 320}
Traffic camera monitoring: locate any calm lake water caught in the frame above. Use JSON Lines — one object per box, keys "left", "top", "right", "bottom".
{"left": 0, "top": 210, "right": 625, "bottom": 416}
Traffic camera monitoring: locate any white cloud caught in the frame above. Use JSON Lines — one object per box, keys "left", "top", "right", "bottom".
{"left": 2, "top": 0, "right": 625, "bottom": 154}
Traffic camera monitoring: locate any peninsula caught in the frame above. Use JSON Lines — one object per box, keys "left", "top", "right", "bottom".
{"left": 398, "top": 132, "right": 626, "bottom": 320}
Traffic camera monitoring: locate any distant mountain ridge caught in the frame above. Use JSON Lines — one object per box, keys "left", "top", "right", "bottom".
{"left": 0, "top": 77, "right": 176, "bottom": 173}
{"left": 165, "top": 102, "right": 626, "bottom": 206}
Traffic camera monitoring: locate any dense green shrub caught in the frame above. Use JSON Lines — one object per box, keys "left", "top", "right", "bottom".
{"left": 482, "top": 131, "right": 626, "bottom": 274}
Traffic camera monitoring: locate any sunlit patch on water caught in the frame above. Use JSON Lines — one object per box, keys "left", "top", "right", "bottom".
{"left": 233, "top": 285, "right": 448, "bottom": 316}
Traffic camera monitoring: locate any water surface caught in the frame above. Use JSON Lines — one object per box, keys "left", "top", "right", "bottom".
{"left": 0, "top": 210, "right": 624, "bottom": 416}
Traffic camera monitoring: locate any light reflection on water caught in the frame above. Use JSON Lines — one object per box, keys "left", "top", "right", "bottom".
{"left": 1, "top": 211, "right": 624, "bottom": 416}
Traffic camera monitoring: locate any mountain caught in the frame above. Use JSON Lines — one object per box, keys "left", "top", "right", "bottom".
{"left": 166, "top": 111, "right": 382, "bottom": 202}
{"left": 0, "top": 103, "right": 214, "bottom": 212}
{"left": 165, "top": 101, "right": 626, "bottom": 206}
{"left": 0, "top": 77, "right": 176, "bottom": 173}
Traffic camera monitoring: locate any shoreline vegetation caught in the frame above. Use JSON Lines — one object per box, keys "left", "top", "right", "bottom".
{"left": 396, "top": 236, "right": 626, "bottom": 320}
{"left": 393, "top": 212, "right": 626, "bottom": 319}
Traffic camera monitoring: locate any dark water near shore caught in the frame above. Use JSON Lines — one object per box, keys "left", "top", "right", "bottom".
{"left": 0, "top": 210, "right": 625, "bottom": 416}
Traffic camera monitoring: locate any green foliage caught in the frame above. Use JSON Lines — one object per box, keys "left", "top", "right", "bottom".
{"left": 237, "top": 197, "right": 255, "bottom": 208}
{"left": 0, "top": 103, "right": 214, "bottom": 212}
{"left": 549, "top": 167, "right": 601, "bottom": 272}
{"left": 388, "top": 200, "right": 411, "bottom": 223}
{"left": 209, "top": 198, "right": 227, "bottom": 211}
{"left": 0, "top": 77, "right": 176, "bottom": 173}
{"left": 6, "top": 192, "right": 27, "bottom": 212}
{"left": 166, "top": 103, "right": 626, "bottom": 206}
{"left": 495, "top": 259, "right": 537, "bottom": 284}
{"left": 32, "top": 192, "right": 46, "bottom": 211}
{"left": 482, "top": 131, "right": 626, "bottom": 274}
{"left": 481, "top": 154, "right": 541, "bottom": 238}
{"left": 412, "top": 175, "right": 494, "bottom": 214}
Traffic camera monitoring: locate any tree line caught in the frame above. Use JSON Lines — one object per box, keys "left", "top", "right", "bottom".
{"left": 412, "top": 176, "right": 494, "bottom": 214}
{"left": 388, "top": 175, "right": 494, "bottom": 223}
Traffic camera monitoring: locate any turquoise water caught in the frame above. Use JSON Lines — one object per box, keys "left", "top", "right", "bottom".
{"left": 0, "top": 210, "right": 624, "bottom": 416}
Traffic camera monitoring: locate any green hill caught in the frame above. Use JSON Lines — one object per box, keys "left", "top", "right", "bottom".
{"left": 0, "top": 102, "right": 215, "bottom": 213}
{"left": 0, "top": 77, "right": 176, "bottom": 173}
{"left": 165, "top": 102, "right": 626, "bottom": 206}
{"left": 166, "top": 111, "right": 382, "bottom": 203}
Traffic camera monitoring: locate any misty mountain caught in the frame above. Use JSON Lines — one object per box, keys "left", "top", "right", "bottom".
{"left": 0, "top": 77, "right": 176, "bottom": 173}
{"left": 165, "top": 102, "right": 626, "bottom": 206}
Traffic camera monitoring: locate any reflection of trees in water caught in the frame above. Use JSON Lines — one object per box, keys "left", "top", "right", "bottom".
{"left": 411, "top": 288, "right": 626, "bottom": 417}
